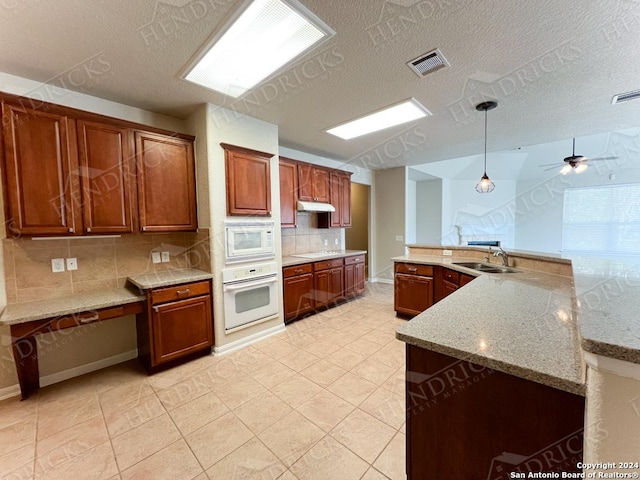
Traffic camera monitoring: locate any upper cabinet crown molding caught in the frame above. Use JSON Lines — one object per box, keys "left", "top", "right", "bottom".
{"left": 221, "top": 143, "right": 274, "bottom": 217}
{"left": 0, "top": 92, "right": 198, "bottom": 237}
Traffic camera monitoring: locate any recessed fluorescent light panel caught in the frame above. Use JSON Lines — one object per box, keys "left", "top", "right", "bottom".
{"left": 182, "top": 0, "right": 334, "bottom": 98}
{"left": 326, "top": 98, "right": 432, "bottom": 140}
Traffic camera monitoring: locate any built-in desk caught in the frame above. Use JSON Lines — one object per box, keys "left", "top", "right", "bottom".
{"left": 1, "top": 269, "right": 213, "bottom": 400}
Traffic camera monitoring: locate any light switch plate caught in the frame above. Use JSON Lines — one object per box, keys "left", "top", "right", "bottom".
{"left": 443, "top": 250, "right": 453, "bottom": 256}
{"left": 151, "top": 252, "right": 161, "bottom": 264}
{"left": 395, "top": 235, "right": 404, "bottom": 242}
{"left": 161, "top": 251, "right": 170, "bottom": 263}
{"left": 66, "top": 258, "right": 78, "bottom": 270}
{"left": 51, "top": 258, "right": 65, "bottom": 273}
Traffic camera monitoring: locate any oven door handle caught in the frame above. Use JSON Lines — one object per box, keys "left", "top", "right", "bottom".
{"left": 223, "top": 275, "right": 277, "bottom": 292}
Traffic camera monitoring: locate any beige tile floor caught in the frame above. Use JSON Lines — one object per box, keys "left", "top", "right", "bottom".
{"left": 0, "top": 283, "right": 407, "bottom": 480}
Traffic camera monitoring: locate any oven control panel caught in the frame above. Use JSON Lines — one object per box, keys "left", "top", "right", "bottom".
{"left": 222, "top": 261, "right": 278, "bottom": 283}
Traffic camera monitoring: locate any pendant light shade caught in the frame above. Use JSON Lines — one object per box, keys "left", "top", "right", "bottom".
{"left": 475, "top": 101, "right": 497, "bottom": 194}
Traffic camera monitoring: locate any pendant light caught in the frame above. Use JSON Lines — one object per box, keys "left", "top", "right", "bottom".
{"left": 475, "top": 101, "right": 497, "bottom": 193}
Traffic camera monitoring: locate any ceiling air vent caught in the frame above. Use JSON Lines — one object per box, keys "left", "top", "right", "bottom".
{"left": 611, "top": 89, "right": 640, "bottom": 105}
{"left": 407, "top": 48, "right": 449, "bottom": 78}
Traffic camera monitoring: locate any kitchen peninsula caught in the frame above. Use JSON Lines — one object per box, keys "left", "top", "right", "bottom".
{"left": 395, "top": 245, "right": 640, "bottom": 479}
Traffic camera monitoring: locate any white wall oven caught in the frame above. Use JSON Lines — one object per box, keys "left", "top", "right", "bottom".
{"left": 225, "top": 221, "right": 275, "bottom": 263}
{"left": 222, "top": 261, "right": 279, "bottom": 330}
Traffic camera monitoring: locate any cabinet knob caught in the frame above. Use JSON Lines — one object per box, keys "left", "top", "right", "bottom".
{"left": 142, "top": 227, "right": 147, "bottom": 232}
{"left": 68, "top": 227, "right": 75, "bottom": 233}
{"left": 86, "top": 227, "right": 91, "bottom": 233}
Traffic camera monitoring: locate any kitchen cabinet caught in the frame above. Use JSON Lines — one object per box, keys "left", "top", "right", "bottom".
{"left": 406, "top": 345, "right": 585, "bottom": 479}
{"left": 298, "top": 162, "right": 330, "bottom": 203}
{"left": 394, "top": 263, "right": 434, "bottom": 317}
{"left": 1, "top": 94, "right": 197, "bottom": 236}
{"left": 283, "top": 263, "right": 314, "bottom": 322}
{"left": 223, "top": 143, "right": 273, "bottom": 217}
{"left": 434, "top": 267, "right": 476, "bottom": 302}
{"left": 78, "top": 120, "right": 134, "bottom": 234}
{"left": 319, "top": 170, "right": 352, "bottom": 228}
{"left": 136, "top": 131, "right": 197, "bottom": 232}
{"left": 279, "top": 157, "right": 298, "bottom": 228}
{"left": 1, "top": 102, "right": 81, "bottom": 235}
{"left": 314, "top": 258, "right": 344, "bottom": 309}
{"left": 344, "top": 254, "right": 365, "bottom": 297}
{"left": 137, "top": 280, "right": 213, "bottom": 370}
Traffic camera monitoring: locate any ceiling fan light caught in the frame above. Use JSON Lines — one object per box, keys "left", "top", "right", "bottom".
{"left": 560, "top": 164, "right": 573, "bottom": 175}
{"left": 575, "top": 163, "right": 588, "bottom": 174}
{"left": 475, "top": 173, "right": 495, "bottom": 193}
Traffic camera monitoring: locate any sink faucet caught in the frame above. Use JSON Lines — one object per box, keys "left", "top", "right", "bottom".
{"left": 493, "top": 247, "right": 509, "bottom": 267}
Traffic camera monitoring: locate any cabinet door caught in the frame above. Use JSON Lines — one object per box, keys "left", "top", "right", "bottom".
{"left": 78, "top": 120, "right": 133, "bottom": 233}
{"left": 279, "top": 158, "right": 297, "bottom": 228}
{"left": 329, "top": 171, "right": 342, "bottom": 227}
{"left": 312, "top": 167, "right": 330, "bottom": 202}
{"left": 314, "top": 269, "right": 330, "bottom": 308}
{"left": 329, "top": 267, "right": 344, "bottom": 301}
{"left": 135, "top": 131, "right": 197, "bottom": 232}
{"left": 297, "top": 162, "right": 313, "bottom": 202}
{"left": 223, "top": 143, "right": 273, "bottom": 216}
{"left": 340, "top": 173, "right": 352, "bottom": 227}
{"left": 152, "top": 295, "right": 213, "bottom": 365}
{"left": 344, "top": 263, "right": 355, "bottom": 297}
{"left": 354, "top": 262, "right": 365, "bottom": 295}
{"left": 283, "top": 273, "right": 314, "bottom": 322}
{"left": 394, "top": 273, "right": 433, "bottom": 317}
{"left": 441, "top": 281, "right": 458, "bottom": 299}
{"left": 2, "top": 103, "right": 81, "bottom": 235}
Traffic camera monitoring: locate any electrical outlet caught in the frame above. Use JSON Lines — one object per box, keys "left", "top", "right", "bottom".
{"left": 151, "top": 252, "right": 161, "bottom": 264}
{"left": 51, "top": 258, "right": 65, "bottom": 273}
{"left": 443, "top": 250, "right": 453, "bottom": 256}
{"left": 324, "top": 239, "right": 328, "bottom": 247}
{"left": 161, "top": 251, "right": 170, "bottom": 263}
{"left": 395, "top": 235, "right": 404, "bottom": 242}
{"left": 66, "top": 257, "right": 78, "bottom": 270}
{"left": 334, "top": 238, "right": 339, "bottom": 245}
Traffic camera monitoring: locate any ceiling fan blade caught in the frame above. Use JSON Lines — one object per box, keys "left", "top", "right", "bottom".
{"left": 543, "top": 165, "right": 562, "bottom": 171}
{"left": 538, "top": 162, "right": 563, "bottom": 167}
{"left": 588, "top": 156, "right": 619, "bottom": 161}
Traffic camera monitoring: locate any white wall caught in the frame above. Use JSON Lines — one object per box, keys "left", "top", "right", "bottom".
{"left": 373, "top": 167, "right": 406, "bottom": 282}
{"left": 202, "top": 105, "right": 284, "bottom": 351}
{"left": 416, "top": 179, "right": 443, "bottom": 244}
{"left": 440, "top": 179, "right": 517, "bottom": 247}
{"left": 406, "top": 179, "right": 416, "bottom": 245}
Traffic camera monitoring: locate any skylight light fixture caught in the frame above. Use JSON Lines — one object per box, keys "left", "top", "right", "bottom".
{"left": 326, "top": 98, "right": 432, "bottom": 140}
{"left": 182, "top": 0, "right": 334, "bottom": 98}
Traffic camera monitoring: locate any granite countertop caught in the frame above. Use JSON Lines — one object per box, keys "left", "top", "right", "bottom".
{"left": 282, "top": 250, "right": 367, "bottom": 267}
{"left": 127, "top": 268, "right": 213, "bottom": 290}
{"left": 0, "top": 287, "right": 145, "bottom": 325}
{"left": 393, "top": 254, "right": 585, "bottom": 395}
{"left": 0, "top": 268, "right": 213, "bottom": 326}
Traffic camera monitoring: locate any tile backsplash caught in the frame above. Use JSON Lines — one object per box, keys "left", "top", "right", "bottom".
{"left": 3, "top": 229, "right": 211, "bottom": 304}
{"left": 281, "top": 212, "right": 344, "bottom": 256}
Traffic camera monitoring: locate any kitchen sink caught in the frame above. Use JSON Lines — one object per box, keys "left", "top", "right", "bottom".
{"left": 453, "top": 262, "right": 520, "bottom": 274}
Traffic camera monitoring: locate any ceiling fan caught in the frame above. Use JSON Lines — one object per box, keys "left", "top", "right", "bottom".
{"left": 539, "top": 138, "right": 618, "bottom": 174}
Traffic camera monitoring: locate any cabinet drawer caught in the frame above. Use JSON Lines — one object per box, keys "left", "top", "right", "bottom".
{"left": 395, "top": 263, "right": 433, "bottom": 276}
{"left": 283, "top": 263, "right": 313, "bottom": 278}
{"left": 344, "top": 255, "right": 365, "bottom": 265}
{"left": 314, "top": 258, "right": 344, "bottom": 271}
{"left": 442, "top": 269, "right": 460, "bottom": 284}
{"left": 151, "top": 280, "right": 210, "bottom": 305}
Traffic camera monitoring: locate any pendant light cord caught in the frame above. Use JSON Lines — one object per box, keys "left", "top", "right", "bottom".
{"left": 483, "top": 108, "right": 488, "bottom": 175}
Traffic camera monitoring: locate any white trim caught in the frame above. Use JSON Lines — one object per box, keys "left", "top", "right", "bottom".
{"left": 40, "top": 349, "right": 138, "bottom": 387}
{"left": 371, "top": 278, "right": 393, "bottom": 285}
{"left": 584, "top": 352, "right": 640, "bottom": 382}
{"left": 0, "top": 384, "right": 21, "bottom": 402}
{"left": 213, "top": 323, "right": 285, "bottom": 356}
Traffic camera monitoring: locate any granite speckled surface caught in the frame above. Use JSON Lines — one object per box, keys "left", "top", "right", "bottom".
{"left": 407, "top": 244, "right": 572, "bottom": 264}
{"left": 393, "top": 255, "right": 585, "bottom": 395}
{"left": 282, "top": 250, "right": 367, "bottom": 267}
{"left": 127, "top": 268, "right": 213, "bottom": 290}
{"left": 0, "top": 288, "right": 145, "bottom": 325}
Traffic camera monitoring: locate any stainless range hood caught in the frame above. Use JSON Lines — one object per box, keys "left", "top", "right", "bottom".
{"left": 297, "top": 200, "right": 335, "bottom": 212}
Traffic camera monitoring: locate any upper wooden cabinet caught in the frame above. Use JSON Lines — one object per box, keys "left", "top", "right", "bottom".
{"left": 298, "top": 162, "right": 330, "bottom": 203}
{"left": 1, "top": 103, "right": 81, "bottom": 236}
{"left": 222, "top": 143, "right": 273, "bottom": 217}
{"left": 136, "top": 132, "right": 197, "bottom": 232}
{"left": 323, "top": 170, "right": 352, "bottom": 228}
{"left": 0, "top": 93, "right": 197, "bottom": 236}
{"left": 279, "top": 157, "right": 298, "bottom": 228}
{"left": 78, "top": 120, "right": 134, "bottom": 234}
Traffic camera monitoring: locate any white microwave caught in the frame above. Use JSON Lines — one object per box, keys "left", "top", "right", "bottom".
{"left": 225, "top": 221, "right": 275, "bottom": 263}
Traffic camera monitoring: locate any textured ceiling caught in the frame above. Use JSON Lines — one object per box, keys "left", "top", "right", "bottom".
{"left": 1, "top": 0, "right": 639, "bottom": 170}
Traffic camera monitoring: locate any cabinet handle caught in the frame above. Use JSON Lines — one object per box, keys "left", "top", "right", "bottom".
{"left": 79, "top": 313, "right": 99, "bottom": 323}
{"left": 294, "top": 269, "right": 304, "bottom": 274}
{"left": 86, "top": 227, "right": 91, "bottom": 233}
{"left": 142, "top": 227, "right": 147, "bottom": 232}
{"left": 176, "top": 289, "right": 190, "bottom": 296}
{"left": 68, "top": 227, "right": 75, "bottom": 233}
{"left": 408, "top": 267, "right": 417, "bottom": 272}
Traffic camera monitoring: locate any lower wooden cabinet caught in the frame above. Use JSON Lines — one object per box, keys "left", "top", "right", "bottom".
{"left": 283, "top": 264, "right": 314, "bottom": 323}
{"left": 137, "top": 280, "right": 213, "bottom": 371}
{"left": 314, "top": 259, "right": 344, "bottom": 309}
{"left": 344, "top": 255, "right": 365, "bottom": 297}
{"left": 394, "top": 263, "right": 434, "bottom": 317}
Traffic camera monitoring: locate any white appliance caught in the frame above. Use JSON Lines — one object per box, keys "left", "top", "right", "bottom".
{"left": 222, "top": 261, "right": 279, "bottom": 330}
{"left": 225, "top": 221, "right": 275, "bottom": 263}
